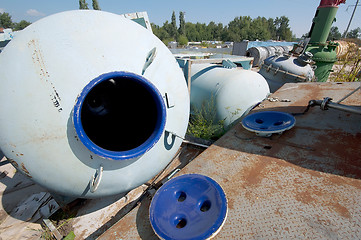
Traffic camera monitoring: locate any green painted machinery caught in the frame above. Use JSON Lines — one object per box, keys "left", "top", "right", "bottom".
{"left": 306, "top": 0, "right": 345, "bottom": 82}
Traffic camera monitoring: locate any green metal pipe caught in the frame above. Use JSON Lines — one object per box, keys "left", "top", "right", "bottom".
{"left": 306, "top": 0, "right": 346, "bottom": 81}
{"left": 309, "top": 7, "right": 339, "bottom": 44}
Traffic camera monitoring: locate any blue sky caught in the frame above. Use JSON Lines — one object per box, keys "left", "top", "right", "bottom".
{"left": 0, "top": 0, "right": 360, "bottom": 37}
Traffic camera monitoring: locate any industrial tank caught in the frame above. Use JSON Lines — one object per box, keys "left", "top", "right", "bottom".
{"left": 190, "top": 64, "right": 270, "bottom": 127}
{"left": 0, "top": 11, "right": 189, "bottom": 198}
{"left": 246, "top": 45, "right": 293, "bottom": 67}
{"left": 258, "top": 52, "right": 315, "bottom": 92}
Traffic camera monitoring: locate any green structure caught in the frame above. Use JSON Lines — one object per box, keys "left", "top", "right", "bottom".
{"left": 306, "top": 0, "right": 346, "bottom": 82}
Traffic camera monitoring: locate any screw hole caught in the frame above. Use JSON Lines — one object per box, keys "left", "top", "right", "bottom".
{"left": 264, "top": 145, "right": 272, "bottom": 149}
{"left": 255, "top": 119, "right": 264, "bottom": 124}
{"left": 200, "top": 200, "right": 211, "bottom": 212}
{"left": 176, "top": 218, "right": 187, "bottom": 228}
{"left": 176, "top": 191, "right": 187, "bottom": 202}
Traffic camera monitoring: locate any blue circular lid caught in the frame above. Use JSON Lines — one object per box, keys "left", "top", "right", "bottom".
{"left": 149, "top": 174, "right": 227, "bottom": 240}
{"left": 241, "top": 111, "right": 296, "bottom": 136}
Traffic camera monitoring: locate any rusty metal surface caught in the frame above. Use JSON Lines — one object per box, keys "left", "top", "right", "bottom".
{"left": 99, "top": 82, "right": 361, "bottom": 239}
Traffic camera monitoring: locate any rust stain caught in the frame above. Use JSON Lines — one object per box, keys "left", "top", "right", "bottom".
{"left": 20, "top": 163, "right": 32, "bottom": 178}
{"left": 28, "top": 39, "right": 63, "bottom": 112}
{"left": 327, "top": 201, "right": 351, "bottom": 219}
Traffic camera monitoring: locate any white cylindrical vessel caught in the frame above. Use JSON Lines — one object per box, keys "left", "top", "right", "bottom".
{"left": 190, "top": 64, "right": 270, "bottom": 128}
{"left": 0, "top": 10, "right": 189, "bottom": 198}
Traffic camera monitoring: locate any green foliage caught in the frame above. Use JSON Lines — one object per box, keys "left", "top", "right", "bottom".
{"left": 177, "top": 34, "right": 188, "bottom": 46}
{"left": 152, "top": 11, "right": 294, "bottom": 43}
{"left": 92, "top": 0, "right": 101, "bottom": 10}
{"left": 345, "top": 27, "right": 361, "bottom": 39}
{"left": 169, "top": 11, "right": 178, "bottom": 39}
{"left": 0, "top": 12, "right": 13, "bottom": 28}
{"left": 0, "top": 12, "right": 31, "bottom": 30}
{"left": 79, "top": 0, "right": 89, "bottom": 9}
{"left": 328, "top": 26, "right": 341, "bottom": 40}
{"left": 274, "top": 16, "right": 292, "bottom": 41}
{"left": 13, "top": 20, "right": 31, "bottom": 31}
{"left": 179, "top": 11, "right": 185, "bottom": 36}
{"left": 187, "top": 97, "right": 225, "bottom": 141}
{"left": 162, "top": 37, "right": 175, "bottom": 46}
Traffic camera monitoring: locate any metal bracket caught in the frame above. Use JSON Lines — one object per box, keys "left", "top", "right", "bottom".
{"left": 164, "top": 93, "right": 175, "bottom": 108}
{"left": 320, "top": 97, "right": 332, "bottom": 110}
{"left": 90, "top": 165, "right": 103, "bottom": 193}
{"left": 142, "top": 47, "right": 157, "bottom": 75}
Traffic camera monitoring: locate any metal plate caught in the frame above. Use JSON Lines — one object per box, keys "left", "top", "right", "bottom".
{"left": 99, "top": 82, "right": 361, "bottom": 239}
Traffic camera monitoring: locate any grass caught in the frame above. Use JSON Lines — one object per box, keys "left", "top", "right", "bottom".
{"left": 187, "top": 96, "right": 226, "bottom": 141}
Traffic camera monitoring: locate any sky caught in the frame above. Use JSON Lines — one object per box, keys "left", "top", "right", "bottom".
{"left": 0, "top": 0, "right": 360, "bottom": 38}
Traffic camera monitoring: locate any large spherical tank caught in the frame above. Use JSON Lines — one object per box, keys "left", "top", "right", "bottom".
{"left": 258, "top": 53, "right": 315, "bottom": 92}
{"left": 0, "top": 11, "right": 189, "bottom": 198}
{"left": 190, "top": 64, "right": 270, "bottom": 127}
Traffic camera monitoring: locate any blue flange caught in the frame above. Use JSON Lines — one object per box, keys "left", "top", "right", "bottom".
{"left": 149, "top": 174, "right": 227, "bottom": 240}
{"left": 242, "top": 111, "right": 296, "bottom": 137}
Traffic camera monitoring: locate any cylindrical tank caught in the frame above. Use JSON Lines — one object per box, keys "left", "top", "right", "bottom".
{"left": 0, "top": 10, "right": 189, "bottom": 198}
{"left": 246, "top": 46, "right": 292, "bottom": 67}
{"left": 258, "top": 52, "right": 315, "bottom": 92}
{"left": 190, "top": 64, "right": 270, "bottom": 127}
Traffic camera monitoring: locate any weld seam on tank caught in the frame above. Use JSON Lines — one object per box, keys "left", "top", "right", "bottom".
{"left": 73, "top": 71, "right": 166, "bottom": 161}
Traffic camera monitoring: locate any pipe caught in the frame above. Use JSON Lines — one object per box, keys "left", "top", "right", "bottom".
{"left": 310, "top": 97, "right": 361, "bottom": 114}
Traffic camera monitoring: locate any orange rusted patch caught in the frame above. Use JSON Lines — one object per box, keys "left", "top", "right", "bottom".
{"left": 21, "top": 162, "right": 32, "bottom": 178}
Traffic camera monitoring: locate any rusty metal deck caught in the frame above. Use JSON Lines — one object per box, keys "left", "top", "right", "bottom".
{"left": 99, "top": 82, "right": 361, "bottom": 239}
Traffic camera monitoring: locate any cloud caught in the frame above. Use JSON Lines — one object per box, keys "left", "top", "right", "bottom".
{"left": 26, "top": 9, "right": 45, "bottom": 17}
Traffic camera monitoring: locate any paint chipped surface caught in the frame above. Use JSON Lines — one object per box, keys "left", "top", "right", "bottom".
{"left": 20, "top": 163, "right": 32, "bottom": 179}
{"left": 99, "top": 82, "right": 361, "bottom": 239}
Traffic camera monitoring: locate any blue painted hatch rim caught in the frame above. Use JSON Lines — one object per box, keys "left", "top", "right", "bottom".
{"left": 241, "top": 111, "right": 296, "bottom": 134}
{"left": 149, "top": 174, "right": 228, "bottom": 240}
{"left": 73, "top": 71, "right": 166, "bottom": 161}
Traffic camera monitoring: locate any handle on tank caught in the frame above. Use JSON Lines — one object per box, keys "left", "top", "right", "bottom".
{"left": 90, "top": 165, "right": 103, "bottom": 193}
{"left": 142, "top": 47, "right": 157, "bottom": 75}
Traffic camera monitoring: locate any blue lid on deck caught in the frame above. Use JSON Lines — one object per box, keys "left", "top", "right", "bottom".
{"left": 149, "top": 174, "right": 227, "bottom": 240}
{"left": 242, "top": 111, "right": 296, "bottom": 136}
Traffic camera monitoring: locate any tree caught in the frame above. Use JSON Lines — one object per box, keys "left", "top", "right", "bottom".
{"left": 328, "top": 26, "right": 341, "bottom": 40}
{"left": 170, "top": 11, "right": 177, "bottom": 39}
{"left": 249, "top": 17, "right": 271, "bottom": 40}
{"left": 274, "top": 16, "right": 292, "bottom": 41}
{"left": 13, "top": 20, "right": 31, "bottom": 31}
{"left": 0, "top": 12, "right": 13, "bottom": 28}
{"left": 79, "top": 0, "right": 89, "bottom": 9}
{"left": 92, "top": 0, "right": 101, "bottom": 10}
{"left": 267, "top": 18, "right": 277, "bottom": 39}
{"left": 346, "top": 27, "right": 361, "bottom": 39}
{"left": 177, "top": 35, "right": 188, "bottom": 46}
{"left": 179, "top": 11, "right": 185, "bottom": 36}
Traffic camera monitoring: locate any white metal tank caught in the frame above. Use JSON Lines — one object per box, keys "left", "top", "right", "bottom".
{"left": 0, "top": 10, "right": 189, "bottom": 198}
{"left": 258, "top": 52, "right": 315, "bottom": 92}
{"left": 190, "top": 64, "right": 270, "bottom": 128}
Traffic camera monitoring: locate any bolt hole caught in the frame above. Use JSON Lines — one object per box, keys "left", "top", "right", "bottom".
{"left": 176, "top": 218, "right": 187, "bottom": 228}
{"left": 255, "top": 119, "right": 264, "bottom": 124}
{"left": 176, "top": 191, "right": 187, "bottom": 202}
{"left": 200, "top": 200, "right": 211, "bottom": 212}
{"left": 273, "top": 121, "right": 283, "bottom": 126}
